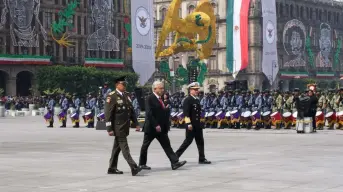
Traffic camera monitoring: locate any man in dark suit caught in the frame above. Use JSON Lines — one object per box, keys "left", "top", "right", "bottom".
{"left": 105, "top": 76, "right": 142, "bottom": 176}
{"left": 175, "top": 82, "right": 211, "bottom": 164}
{"left": 307, "top": 89, "right": 318, "bottom": 131}
{"left": 139, "top": 81, "right": 187, "bottom": 170}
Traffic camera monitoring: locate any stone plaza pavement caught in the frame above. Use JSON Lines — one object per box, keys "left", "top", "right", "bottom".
{"left": 1, "top": 117, "right": 343, "bottom": 192}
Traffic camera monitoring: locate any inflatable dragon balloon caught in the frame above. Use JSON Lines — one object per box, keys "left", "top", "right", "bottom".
{"left": 155, "top": 0, "right": 216, "bottom": 86}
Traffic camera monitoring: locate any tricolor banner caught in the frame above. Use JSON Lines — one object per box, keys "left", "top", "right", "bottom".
{"left": 0, "top": 55, "right": 51, "bottom": 65}
{"left": 131, "top": 0, "right": 155, "bottom": 85}
{"left": 226, "top": 0, "right": 250, "bottom": 78}
{"left": 262, "top": 0, "right": 278, "bottom": 85}
{"left": 84, "top": 58, "right": 124, "bottom": 68}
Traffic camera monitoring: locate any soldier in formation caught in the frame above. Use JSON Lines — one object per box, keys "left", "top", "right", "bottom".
{"left": 168, "top": 87, "right": 343, "bottom": 130}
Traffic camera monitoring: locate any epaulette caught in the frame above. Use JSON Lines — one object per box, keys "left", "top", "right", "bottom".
{"left": 109, "top": 91, "right": 116, "bottom": 95}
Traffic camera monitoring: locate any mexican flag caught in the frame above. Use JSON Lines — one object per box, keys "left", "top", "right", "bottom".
{"left": 84, "top": 58, "right": 124, "bottom": 68}
{"left": 226, "top": 0, "right": 250, "bottom": 78}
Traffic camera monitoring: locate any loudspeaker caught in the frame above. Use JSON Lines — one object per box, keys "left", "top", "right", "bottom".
{"left": 236, "top": 80, "right": 248, "bottom": 90}
{"left": 134, "top": 88, "right": 145, "bottom": 111}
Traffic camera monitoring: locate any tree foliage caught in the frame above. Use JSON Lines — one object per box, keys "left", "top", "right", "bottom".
{"left": 36, "top": 66, "right": 139, "bottom": 95}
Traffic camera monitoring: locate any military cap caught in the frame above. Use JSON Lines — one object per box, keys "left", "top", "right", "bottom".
{"left": 253, "top": 89, "right": 260, "bottom": 92}
{"left": 294, "top": 88, "right": 300, "bottom": 92}
{"left": 241, "top": 90, "right": 246, "bottom": 94}
{"left": 115, "top": 76, "right": 127, "bottom": 84}
{"left": 329, "top": 89, "right": 335, "bottom": 92}
{"left": 187, "top": 82, "right": 200, "bottom": 89}
{"left": 73, "top": 93, "right": 77, "bottom": 96}
{"left": 235, "top": 89, "right": 240, "bottom": 93}
{"left": 285, "top": 91, "right": 290, "bottom": 94}
{"left": 247, "top": 90, "right": 252, "bottom": 94}
{"left": 264, "top": 89, "right": 270, "bottom": 93}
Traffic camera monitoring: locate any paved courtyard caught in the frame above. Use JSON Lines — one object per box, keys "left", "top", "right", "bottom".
{"left": 1, "top": 116, "right": 343, "bottom": 192}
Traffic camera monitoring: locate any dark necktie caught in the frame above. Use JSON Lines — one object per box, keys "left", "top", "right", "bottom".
{"left": 159, "top": 98, "right": 165, "bottom": 109}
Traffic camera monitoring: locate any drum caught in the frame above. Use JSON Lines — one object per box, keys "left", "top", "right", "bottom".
{"left": 230, "top": 110, "right": 240, "bottom": 119}
{"left": 96, "top": 112, "right": 105, "bottom": 121}
{"left": 282, "top": 112, "right": 292, "bottom": 127}
{"left": 336, "top": 111, "right": 343, "bottom": 124}
{"left": 71, "top": 112, "right": 79, "bottom": 119}
{"left": 58, "top": 111, "right": 66, "bottom": 122}
{"left": 207, "top": 112, "right": 215, "bottom": 118}
{"left": 251, "top": 111, "right": 260, "bottom": 120}
{"left": 177, "top": 112, "right": 185, "bottom": 124}
{"left": 271, "top": 111, "right": 282, "bottom": 126}
{"left": 71, "top": 113, "right": 80, "bottom": 124}
{"left": 282, "top": 112, "right": 292, "bottom": 121}
{"left": 292, "top": 111, "right": 298, "bottom": 125}
{"left": 215, "top": 111, "right": 225, "bottom": 120}
{"left": 177, "top": 112, "right": 184, "bottom": 120}
{"left": 230, "top": 110, "right": 240, "bottom": 123}
{"left": 315, "top": 111, "right": 325, "bottom": 126}
{"left": 325, "top": 111, "right": 336, "bottom": 127}
{"left": 83, "top": 111, "right": 94, "bottom": 123}
{"left": 242, "top": 111, "right": 251, "bottom": 118}
{"left": 44, "top": 112, "right": 52, "bottom": 122}
{"left": 200, "top": 111, "right": 206, "bottom": 123}
{"left": 292, "top": 111, "right": 298, "bottom": 119}
{"left": 262, "top": 111, "right": 271, "bottom": 118}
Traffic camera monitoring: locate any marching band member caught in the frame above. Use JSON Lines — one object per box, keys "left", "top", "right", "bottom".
{"left": 72, "top": 94, "right": 81, "bottom": 128}
{"left": 46, "top": 95, "right": 55, "bottom": 128}
{"left": 60, "top": 94, "right": 69, "bottom": 128}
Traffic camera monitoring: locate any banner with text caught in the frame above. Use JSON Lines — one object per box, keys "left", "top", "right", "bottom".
{"left": 262, "top": 0, "right": 278, "bottom": 85}
{"left": 131, "top": 0, "right": 155, "bottom": 85}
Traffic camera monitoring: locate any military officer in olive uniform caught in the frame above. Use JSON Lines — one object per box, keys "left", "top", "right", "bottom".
{"left": 105, "top": 76, "right": 142, "bottom": 176}
{"left": 175, "top": 82, "right": 211, "bottom": 164}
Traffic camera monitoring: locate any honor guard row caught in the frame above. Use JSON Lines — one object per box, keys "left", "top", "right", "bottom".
{"left": 170, "top": 87, "right": 343, "bottom": 130}
{"left": 44, "top": 93, "right": 103, "bottom": 128}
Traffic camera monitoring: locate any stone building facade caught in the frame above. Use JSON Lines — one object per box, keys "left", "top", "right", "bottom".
{"left": 0, "top": 0, "right": 130, "bottom": 96}
{"left": 154, "top": 0, "right": 343, "bottom": 92}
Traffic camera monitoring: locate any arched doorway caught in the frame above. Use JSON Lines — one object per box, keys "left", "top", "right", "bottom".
{"left": 16, "top": 71, "right": 33, "bottom": 96}
{"left": 0, "top": 70, "right": 9, "bottom": 95}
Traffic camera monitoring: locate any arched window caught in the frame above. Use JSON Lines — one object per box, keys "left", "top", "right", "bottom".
{"left": 279, "top": 3, "right": 283, "bottom": 16}
{"left": 328, "top": 12, "right": 331, "bottom": 22}
{"left": 188, "top": 5, "right": 195, "bottom": 14}
{"left": 161, "top": 8, "right": 167, "bottom": 21}
{"left": 290, "top": 4, "right": 294, "bottom": 17}
{"left": 296, "top": 5, "right": 299, "bottom": 17}
{"left": 300, "top": 6, "right": 304, "bottom": 19}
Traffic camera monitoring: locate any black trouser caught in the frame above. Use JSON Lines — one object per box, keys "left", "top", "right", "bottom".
{"left": 109, "top": 136, "right": 138, "bottom": 170}
{"left": 176, "top": 127, "right": 205, "bottom": 162}
{"left": 139, "top": 133, "right": 179, "bottom": 166}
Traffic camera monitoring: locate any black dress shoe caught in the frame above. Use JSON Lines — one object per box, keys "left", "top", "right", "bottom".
{"left": 107, "top": 168, "right": 123, "bottom": 174}
{"left": 131, "top": 166, "right": 143, "bottom": 176}
{"left": 171, "top": 160, "right": 187, "bottom": 170}
{"left": 140, "top": 165, "right": 151, "bottom": 170}
{"left": 199, "top": 159, "right": 211, "bottom": 164}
